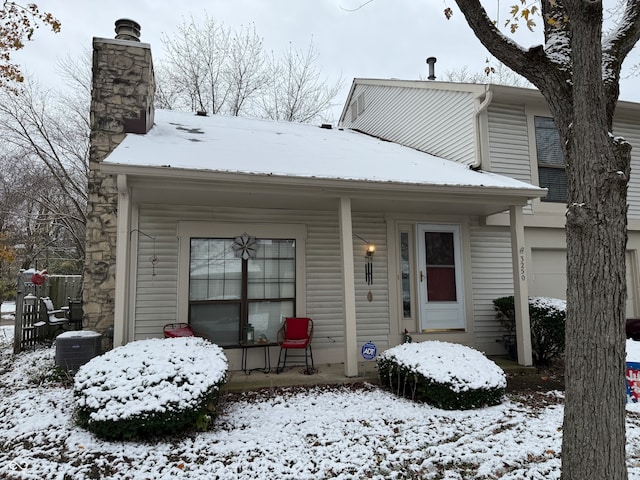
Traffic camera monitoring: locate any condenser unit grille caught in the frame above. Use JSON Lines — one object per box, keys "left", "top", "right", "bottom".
{"left": 55, "top": 331, "right": 102, "bottom": 372}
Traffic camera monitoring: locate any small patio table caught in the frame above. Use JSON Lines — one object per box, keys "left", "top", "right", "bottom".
{"left": 240, "top": 341, "right": 278, "bottom": 374}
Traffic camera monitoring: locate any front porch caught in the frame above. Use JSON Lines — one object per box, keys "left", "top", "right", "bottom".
{"left": 221, "top": 357, "right": 541, "bottom": 394}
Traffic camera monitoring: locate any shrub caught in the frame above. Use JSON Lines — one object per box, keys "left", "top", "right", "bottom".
{"left": 377, "top": 341, "right": 506, "bottom": 410}
{"left": 493, "top": 296, "right": 566, "bottom": 366}
{"left": 74, "top": 336, "right": 227, "bottom": 440}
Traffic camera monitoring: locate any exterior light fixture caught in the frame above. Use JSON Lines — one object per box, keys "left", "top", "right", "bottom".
{"left": 365, "top": 244, "right": 375, "bottom": 286}
{"left": 355, "top": 235, "right": 376, "bottom": 299}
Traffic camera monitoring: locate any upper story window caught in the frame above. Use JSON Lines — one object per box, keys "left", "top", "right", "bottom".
{"left": 534, "top": 116, "right": 567, "bottom": 203}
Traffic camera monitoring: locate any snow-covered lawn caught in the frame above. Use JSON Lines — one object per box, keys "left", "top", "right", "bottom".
{"left": 1, "top": 301, "right": 15, "bottom": 322}
{"left": 2, "top": 326, "right": 640, "bottom": 479}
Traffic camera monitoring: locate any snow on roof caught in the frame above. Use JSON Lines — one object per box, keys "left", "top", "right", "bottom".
{"left": 103, "top": 110, "right": 543, "bottom": 193}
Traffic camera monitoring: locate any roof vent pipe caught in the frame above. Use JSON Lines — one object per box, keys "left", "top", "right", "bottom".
{"left": 114, "top": 19, "right": 141, "bottom": 42}
{"left": 426, "top": 57, "right": 437, "bottom": 80}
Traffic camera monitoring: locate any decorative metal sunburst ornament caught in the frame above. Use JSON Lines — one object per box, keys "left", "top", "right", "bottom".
{"left": 232, "top": 233, "right": 258, "bottom": 260}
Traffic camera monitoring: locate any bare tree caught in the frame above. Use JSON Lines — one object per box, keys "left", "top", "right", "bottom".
{"left": 158, "top": 13, "right": 339, "bottom": 122}
{"left": 260, "top": 40, "right": 343, "bottom": 123}
{"left": 0, "top": 78, "right": 88, "bottom": 266}
{"left": 225, "top": 23, "right": 268, "bottom": 116}
{"left": 158, "top": 14, "right": 232, "bottom": 114}
{"left": 448, "top": 1, "right": 640, "bottom": 477}
{"left": 442, "top": 61, "right": 533, "bottom": 88}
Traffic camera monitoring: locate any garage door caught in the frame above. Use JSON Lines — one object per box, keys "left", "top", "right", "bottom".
{"left": 530, "top": 249, "right": 636, "bottom": 317}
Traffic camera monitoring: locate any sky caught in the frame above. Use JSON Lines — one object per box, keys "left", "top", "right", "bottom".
{"left": 12, "top": 0, "right": 640, "bottom": 122}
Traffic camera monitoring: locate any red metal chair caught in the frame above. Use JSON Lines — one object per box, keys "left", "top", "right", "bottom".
{"left": 163, "top": 323, "right": 196, "bottom": 338}
{"left": 276, "top": 317, "right": 314, "bottom": 373}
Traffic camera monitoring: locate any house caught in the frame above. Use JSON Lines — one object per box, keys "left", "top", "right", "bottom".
{"left": 340, "top": 78, "right": 640, "bottom": 325}
{"left": 84, "top": 20, "right": 550, "bottom": 374}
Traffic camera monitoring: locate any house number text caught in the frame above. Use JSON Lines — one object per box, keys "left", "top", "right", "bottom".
{"left": 519, "top": 247, "right": 526, "bottom": 281}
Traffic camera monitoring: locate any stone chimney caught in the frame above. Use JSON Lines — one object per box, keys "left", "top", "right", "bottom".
{"left": 83, "top": 19, "right": 155, "bottom": 341}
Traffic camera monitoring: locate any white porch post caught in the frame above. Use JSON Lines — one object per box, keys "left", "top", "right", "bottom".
{"left": 509, "top": 205, "right": 533, "bottom": 366}
{"left": 339, "top": 196, "right": 359, "bottom": 377}
{"left": 113, "top": 174, "right": 131, "bottom": 347}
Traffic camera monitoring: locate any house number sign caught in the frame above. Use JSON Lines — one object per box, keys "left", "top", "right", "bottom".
{"left": 519, "top": 247, "right": 526, "bottom": 281}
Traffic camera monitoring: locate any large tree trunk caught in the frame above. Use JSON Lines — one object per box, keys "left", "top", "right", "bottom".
{"left": 561, "top": 3, "right": 629, "bottom": 479}
{"left": 453, "top": 0, "right": 640, "bottom": 477}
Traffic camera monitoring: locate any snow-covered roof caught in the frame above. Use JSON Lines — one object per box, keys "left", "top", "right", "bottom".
{"left": 103, "top": 110, "right": 544, "bottom": 195}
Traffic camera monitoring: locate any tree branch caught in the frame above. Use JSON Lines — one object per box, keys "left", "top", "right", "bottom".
{"left": 602, "top": 0, "right": 640, "bottom": 117}
{"left": 453, "top": 0, "right": 571, "bottom": 95}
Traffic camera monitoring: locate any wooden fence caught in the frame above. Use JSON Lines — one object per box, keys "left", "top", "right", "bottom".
{"left": 13, "top": 271, "right": 83, "bottom": 353}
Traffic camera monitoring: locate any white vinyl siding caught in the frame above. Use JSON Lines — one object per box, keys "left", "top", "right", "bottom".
{"left": 353, "top": 213, "right": 389, "bottom": 346}
{"left": 613, "top": 119, "right": 640, "bottom": 220}
{"left": 487, "top": 103, "right": 532, "bottom": 183}
{"left": 133, "top": 204, "right": 389, "bottom": 347}
{"left": 469, "top": 226, "right": 513, "bottom": 344}
{"left": 343, "top": 82, "right": 477, "bottom": 165}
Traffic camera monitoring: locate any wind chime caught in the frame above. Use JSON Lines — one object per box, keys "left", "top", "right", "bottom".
{"left": 131, "top": 230, "right": 159, "bottom": 276}
{"left": 365, "top": 243, "right": 375, "bottom": 302}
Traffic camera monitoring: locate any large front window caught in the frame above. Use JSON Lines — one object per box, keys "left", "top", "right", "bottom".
{"left": 189, "top": 238, "right": 295, "bottom": 346}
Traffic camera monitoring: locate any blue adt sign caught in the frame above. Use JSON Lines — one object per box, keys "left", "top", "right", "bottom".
{"left": 361, "top": 342, "right": 377, "bottom": 361}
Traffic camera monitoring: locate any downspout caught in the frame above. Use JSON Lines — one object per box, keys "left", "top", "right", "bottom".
{"left": 472, "top": 86, "right": 493, "bottom": 169}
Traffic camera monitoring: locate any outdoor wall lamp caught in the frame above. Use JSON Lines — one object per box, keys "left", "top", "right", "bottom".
{"left": 355, "top": 235, "right": 375, "bottom": 291}
{"left": 365, "top": 243, "right": 375, "bottom": 286}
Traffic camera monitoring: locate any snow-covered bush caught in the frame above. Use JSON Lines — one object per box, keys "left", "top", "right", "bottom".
{"left": 74, "top": 337, "right": 227, "bottom": 440}
{"left": 494, "top": 296, "right": 566, "bottom": 365}
{"left": 377, "top": 341, "right": 506, "bottom": 410}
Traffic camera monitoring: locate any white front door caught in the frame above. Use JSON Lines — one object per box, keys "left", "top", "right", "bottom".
{"left": 417, "top": 224, "right": 465, "bottom": 330}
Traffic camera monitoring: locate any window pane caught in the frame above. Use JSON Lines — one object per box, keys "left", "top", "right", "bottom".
{"left": 248, "top": 239, "right": 295, "bottom": 300}
{"left": 427, "top": 267, "right": 457, "bottom": 301}
{"left": 400, "top": 232, "right": 411, "bottom": 318}
{"left": 535, "top": 116, "right": 567, "bottom": 203}
{"left": 248, "top": 301, "right": 294, "bottom": 343}
{"left": 534, "top": 116, "right": 564, "bottom": 167}
{"left": 190, "top": 303, "right": 240, "bottom": 346}
{"left": 539, "top": 167, "right": 567, "bottom": 203}
{"left": 425, "top": 232, "right": 454, "bottom": 266}
{"left": 425, "top": 231, "right": 457, "bottom": 302}
{"left": 189, "top": 239, "right": 242, "bottom": 300}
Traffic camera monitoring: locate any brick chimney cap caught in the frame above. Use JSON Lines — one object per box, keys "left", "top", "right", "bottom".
{"left": 115, "top": 18, "right": 141, "bottom": 42}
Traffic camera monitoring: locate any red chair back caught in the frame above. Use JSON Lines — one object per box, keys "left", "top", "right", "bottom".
{"left": 285, "top": 317, "right": 311, "bottom": 340}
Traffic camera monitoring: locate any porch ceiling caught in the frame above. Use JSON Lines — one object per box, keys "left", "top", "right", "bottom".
{"left": 125, "top": 173, "right": 535, "bottom": 217}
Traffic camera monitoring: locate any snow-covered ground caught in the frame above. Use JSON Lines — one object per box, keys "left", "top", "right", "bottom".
{"left": 2, "top": 326, "right": 640, "bottom": 479}
{"left": 1, "top": 301, "right": 15, "bottom": 322}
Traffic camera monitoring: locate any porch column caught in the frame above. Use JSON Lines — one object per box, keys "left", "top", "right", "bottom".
{"left": 339, "top": 196, "right": 359, "bottom": 377}
{"left": 509, "top": 205, "right": 533, "bottom": 366}
{"left": 113, "top": 174, "right": 131, "bottom": 347}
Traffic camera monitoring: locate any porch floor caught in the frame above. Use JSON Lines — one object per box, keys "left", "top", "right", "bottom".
{"left": 221, "top": 356, "right": 531, "bottom": 394}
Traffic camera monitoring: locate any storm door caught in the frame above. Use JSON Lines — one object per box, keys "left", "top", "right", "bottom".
{"left": 417, "top": 224, "right": 465, "bottom": 330}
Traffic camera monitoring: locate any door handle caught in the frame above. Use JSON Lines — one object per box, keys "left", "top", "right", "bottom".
{"left": 420, "top": 271, "right": 424, "bottom": 282}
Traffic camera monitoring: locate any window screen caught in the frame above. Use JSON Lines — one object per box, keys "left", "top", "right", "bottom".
{"left": 535, "top": 116, "right": 566, "bottom": 203}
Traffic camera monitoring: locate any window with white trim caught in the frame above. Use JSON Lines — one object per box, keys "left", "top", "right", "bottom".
{"left": 534, "top": 116, "right": 567, "bottom": 203}
{"left": 189, "top": 238, "right": 295, "bottom": 346}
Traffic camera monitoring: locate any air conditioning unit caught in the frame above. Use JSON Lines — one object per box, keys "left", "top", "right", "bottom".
{"left": 55, "top": 331, "right": 102, "bottom": 372}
